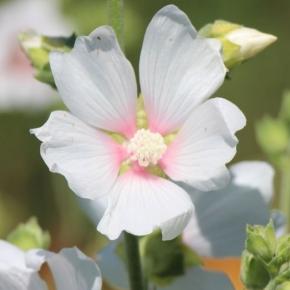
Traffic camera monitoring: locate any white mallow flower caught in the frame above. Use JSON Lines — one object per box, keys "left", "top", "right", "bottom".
{"left": 226, "top": 26, "right": 277, "bottom": 61}
{"left": 0, "top": 0, "right": 72, "bottom": 111}
{"left": 32, "top": 5, "right": 246, "bottom": 240}
{"left": 0, "top": 240, "right": 102, "bottom": 290}
{"left": 182, "top": 161, "right": 276, "bottom": 257}
{"left": 95, "top": 161, "right": 276, "bottom": 290}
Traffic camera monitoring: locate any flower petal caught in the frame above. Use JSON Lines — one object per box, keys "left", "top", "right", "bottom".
{"left": 0, "top": 269, "right": 47, "bottom": 290}
{"left": 26, "top": 248, "right": 101, "bottom": 290}
{"left": 97, "top": 170, "right": 194, "bottom": 240}
{"left": 98, "top": 242, "right": 129, "bottom": 290}
{"left": 163, "top": 267, "right": 234, "bottom": 290}
{"left": 0, "top": 240, "right": 26, "bottom": 269}
{"left": 161, "top": 98, "right": 246, "bottom": 191}
{"left": 230, "top": 161, "right": 274, "bottom": 203}
{"left": 50, "top": 26, "right": 137, "bottom": 137}
{"left": 31, "top": 111, "right": 123, "bottom": 199}
{"left": 181, "top": 162, "right": 271, "bottom": 257}
{"left": 139, "top": 5, "right": 227, "bottom": 134}
{"left": 0, "top": 241, "right": 47, "bottom": 290}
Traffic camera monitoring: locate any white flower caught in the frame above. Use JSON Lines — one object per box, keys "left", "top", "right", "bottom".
{"left": 32, "top": 5, "right": 246, "bottom": 240}
{"left": 226, "top": 27, "right": 277, "bottom": 60}
{"left": 96, "top": 161, "right": 275, "bottom": 290}
{"left": 0, "top": 240, "right": 102, "bottom": 290}
{"left": 182, "top": 161, "right": 275, "bottom": 257}
{"left": 0, "top": 0, "right": 72, "bottom": 111}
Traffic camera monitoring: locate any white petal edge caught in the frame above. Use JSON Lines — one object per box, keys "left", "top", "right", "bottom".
{"left": 161, "top": 98, "right": 246, "bottom": 191}
{"left": 0, "top": 241, "right": 47, "bottom": 290}
{"left": 31, "top": 111, "right": 123, "bottom": 199}
{"left": 50, "top": 26, "right": 137, "bottom": 137}
{"left": 26, "top": 248, "right": 102, "bottom": 290}
{"left": 230, "top": 161, "right": 274, "bottom": 203}
{"left": 139, "top": 5, "right": 227, "bottom": 134}
{"left": 97, "top": 170, "right": 194, "bottom": 240}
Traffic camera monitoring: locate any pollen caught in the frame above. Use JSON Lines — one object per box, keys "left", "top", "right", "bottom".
{"left": 126, "top": 129, "right": 167, "bottom": 167}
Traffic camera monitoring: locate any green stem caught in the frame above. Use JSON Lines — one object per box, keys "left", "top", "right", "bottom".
{"left": 124, "top": 232, "right": 145, "bottom": 290}
{"left": 279, "top": 161, "right": 290, "bottom": 232}
{"left": 107, "top": 0, "right": 125, "bottom": 50}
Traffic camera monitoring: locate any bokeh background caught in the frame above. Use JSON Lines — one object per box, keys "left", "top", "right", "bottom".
{"left": 0, "top": 0, "right": 288, "bottom": 259}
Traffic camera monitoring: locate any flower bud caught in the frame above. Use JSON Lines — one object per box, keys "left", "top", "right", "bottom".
{"left": 6, "top": 217, "right": 51, "bottom": 251}
{"left": 240, "top": 250, "right": 270, "bottom": 289}
{"left": 199, "top": 20, "right": 277, "bottom": 69}
{"left": 277, "top": 282, "right": 290, "bottom": 290}
{"left": 19, "top": 31, "right": 75, "bottom": 87}
{"left": 246, "top": 222, "right": 276, "bottom": 263}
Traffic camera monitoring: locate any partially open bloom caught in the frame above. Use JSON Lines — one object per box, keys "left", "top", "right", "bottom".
{"left": 32, "top": 5, "right": 245, "bottom": 240}
{"left": 200, "top": 20, "right": 277, "bottom": 69}
{"left": 0, "top": 240, "right": 102, "bottom": 290}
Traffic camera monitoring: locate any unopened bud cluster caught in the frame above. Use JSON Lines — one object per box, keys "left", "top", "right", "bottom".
{"left": 241, "top": 221, "right": 290, "bottom": 290}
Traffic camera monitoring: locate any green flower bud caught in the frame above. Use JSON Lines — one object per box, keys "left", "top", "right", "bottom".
{"left": 272, "top": 235, "right": 290, "bottom": 267}
{"left": 19, "top": 31, "right": 76, "bottom": 87}
{"left": 276, "top": 281, "right": 290, "bottom": 290}
{"left": 240, "top": 250, "right": 270, "bottom": 290}
{"left": 256, "top": 116, "right": 289, "bottom": 155}
{"left": 6, "top": 217, "right": 51, "bottom": 251}
{"left": 246, "top": 222, "right": 276, "bottom": 263}
{"left": 199, "top": 20, "right": 277, "bottom": 69}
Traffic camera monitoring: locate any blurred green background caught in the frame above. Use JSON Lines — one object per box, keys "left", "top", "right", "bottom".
{"left": 0, "top": 0, "right": 288, "bottom": 252}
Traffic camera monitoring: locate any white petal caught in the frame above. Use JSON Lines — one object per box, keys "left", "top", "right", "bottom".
{"left": 0, "top": 269, "right": 47, "bottom": 290}
{"left": 26, "top": 248, "right": 102, "bottom": 290}
{"left": 164, "top": 267, "right": 234, "bottom": 290}
{"left": 77, "top": 194, "right": 108, "bottom": 224}
{"left": 161, "top": 98, "right": 246, "bottom": 191}
{"left": 139, "top": 5, "right": 227, "bottom": 134}
{"left": 31, "top": 111, "right": 123, "bottom": 199}
{"left": 50, "top": 26, "right": 137, "bottom": 137}
{"left": 98, "top": 242, "right": 129, "bottom": 290}
{"left": 97, "top": 170, "right": 194, "bottom": 240}
{"left": 230, "top": 161, "right": 274, "bottom": 203}
{"left": 0, "top": 240, "right": 26, "bottom": 269}
{"left": 0, "top": 241, "right": 47, "bottom": 290}
{"left": 181, "top": 174, "right": 270, "bottom": 257}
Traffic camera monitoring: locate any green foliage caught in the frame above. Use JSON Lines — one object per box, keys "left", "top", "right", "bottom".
{"left": 7, "top": 217, "right": 51, "bottom": 251}
{"left": 256, "top": 116, "right": 289, "bottom": 157}
{"left": 241, "top": 221, "right": 290, "bottom": 290}
{"left": 139, "top": 231, "right": 202, "bottom": 286}
{"left": 116, "top": 231, "right": 202, "bottom": 287}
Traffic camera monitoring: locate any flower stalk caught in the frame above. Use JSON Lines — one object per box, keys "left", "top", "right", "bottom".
{"left": 279, "top": 158, "right": 290, "bottom": 232}
{"left": 107, "top": 0, "right": 125, "bottom": 49}
{"left": 124, "top": 232, "right": 146, "bottom": 290}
